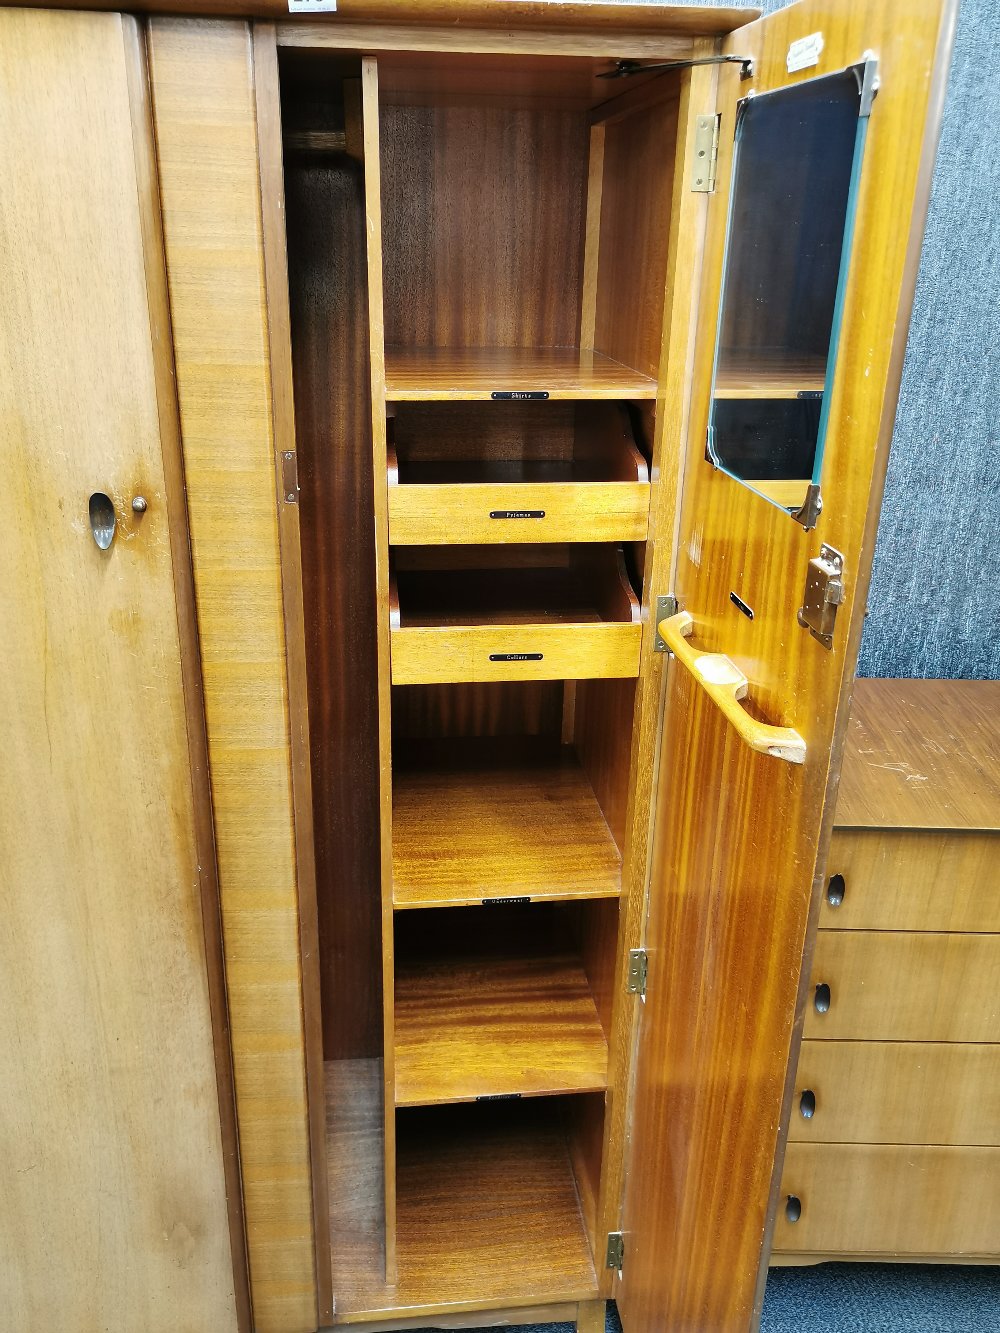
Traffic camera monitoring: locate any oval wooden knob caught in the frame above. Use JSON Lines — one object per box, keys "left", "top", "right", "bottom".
{"left": 799, "top": 1089, "right": 816, "bottom": 1119}
{"left": 826, "top": 873, "right": 845, "bottom": 908}
{"left": 814, "top": 982, "right": 831, "bottom": 1014}
{"left": 785, "top": 1195, "right": 802, "bottom": 1224}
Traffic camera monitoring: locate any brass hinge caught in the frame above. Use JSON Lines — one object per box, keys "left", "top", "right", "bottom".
{"left": 281, "top": 450, "right": 299, "bottom": 504}
{"left": 606, "top": 1231, "right": 625, "bottom": 1272}
{"left": 692, "top": 114, "right": 721, "bottom": 193}
{"left": 653, "top": 594, "right": 678, "bottom": 652}
{"left": 626, "top": 948, "right": 648, "bottom": 998}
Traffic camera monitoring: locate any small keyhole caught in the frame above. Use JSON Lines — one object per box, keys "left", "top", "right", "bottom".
{"left": 814, "top": 983, "right": 831, "bottom": 1014}
{"left": 799, "top": 1089, "right": 816, "bottom": 1119}
{"left": 785, "top": 1195, "right": 802, "bottom": 1224}
{"left": 89, "top": 492, "right": 116, "bottom": 550}
{"left": 827, "top": 873, "right": 846, "bottom": 908}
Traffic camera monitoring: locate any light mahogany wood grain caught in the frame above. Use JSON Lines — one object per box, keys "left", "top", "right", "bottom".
{"left": 789, "top": 1040, "right": 1000, "bottom": 1147}
{"left": 805, "top": 930, "right": 1000, "bottom": 1043}
{"left": 278, "top": 22, "right": 696, "bottom": 61}
{"left": 384, "top": 348, "right": 657, "bottom": 400}
{"left": 823, "top": 829, "right": 999, "bottom": 932}
{"left": 593, "top": 88, "right": 679, "bottom": 380}
{"left": 148, "top": 20, "right": 318, "bottom": 1330}
{"left": 616, "top": 3, "right": 958, "bottom": 1330}
{"left": 254, "top": 26, "right": 334, "bottom": 1321}
{"left": 0, "top": 0, "right": 756, "bottom": 31}
{"left": 394, "top": 948, "right": 609, "bottom": 1105}
{"left": 836, "top": 679, "right": 1000, "bottom": 831}
{"left": 389, "top": 481, "right": 650, "bottom": 545}
{"left": 0, "top": 10, "right": 237, "bottom": 1329}
{"left": 584, "top": 50, "right": 720, "bottom": 1291}
{"left": 774, "top": 1143, "right": 1000, "bottom": 1257}
{"left": 392, "top": 742, "right": 622, "bottom": 908}
{"left": 329, "top": 1093, "right": 599, "bottom": 1322}
{"left": 358, "top": 54, "right": 400, "bottom": 1285}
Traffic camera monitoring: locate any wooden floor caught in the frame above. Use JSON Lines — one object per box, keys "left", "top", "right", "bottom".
{"left": 384, "top": 346, "right": 658, "bottom": 401}
{"left": 391, "top": 742, "right": 622, "bottom": 907}
{"left": 325, "top": 1061, "right": 599, "bottom": 1323}
{"left": 394, "top": 946, "right": 609, "bottom": 1105}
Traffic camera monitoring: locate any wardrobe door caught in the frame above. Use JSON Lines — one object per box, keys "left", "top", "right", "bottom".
{"left": 0, "top": 11, "right": 242, "bottom": 1331}
{"left": 617, "top": 1, "right": 958, "bottom": 1331}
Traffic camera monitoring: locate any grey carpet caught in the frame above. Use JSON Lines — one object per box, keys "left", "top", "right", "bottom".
{"left": 407, "top": 1266, "right": 1000, "bottom": 1330}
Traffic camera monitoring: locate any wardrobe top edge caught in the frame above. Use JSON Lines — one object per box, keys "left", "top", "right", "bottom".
{"left": 26, "top": 0, "right": 759, "bottom": 38}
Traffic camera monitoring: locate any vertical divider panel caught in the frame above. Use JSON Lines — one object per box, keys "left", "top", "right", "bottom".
{"left": 583, "top": 47, "right": 722, "bottom": 1292}
{"left": 252, "top": 23, "right": 333, "bottom": 1326}
{"left": 147, "top": 19, "right": 319, "bottom": 1331}
{"left": 359, "top": 54, "right": 398, "bottom": 1283}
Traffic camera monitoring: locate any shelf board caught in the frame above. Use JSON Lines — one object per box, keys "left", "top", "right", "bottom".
{"left": 384, "top": 346, "right": 658, "bottom": 400}
{"left": 327, "top": 1067, "right": 598, "bottom": 1322}
{"left": 395, "top": 948, "right": 609, "bottom": 1106}
{"left": 392, "top": 742, "right": 622, "bottom": 908}
{"left": 714, "top": 354, "right": 827, "bottom": 400}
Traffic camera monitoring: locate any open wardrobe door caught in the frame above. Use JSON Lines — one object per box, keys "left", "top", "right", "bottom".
{"left": 616, "top": 2, "right": 957, "bottom": 1331}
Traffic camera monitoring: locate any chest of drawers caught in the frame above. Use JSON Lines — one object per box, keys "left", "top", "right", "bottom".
{"left": 773, "top": 679, "right": 1000, "bottom": 1262}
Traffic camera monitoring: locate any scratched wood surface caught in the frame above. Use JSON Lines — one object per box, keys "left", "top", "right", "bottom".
{"left": 0, "top": 10, "right": 237, "bottom": 1329}
{"left": 148, "top": 19, "right": 318, "bottom": 1331}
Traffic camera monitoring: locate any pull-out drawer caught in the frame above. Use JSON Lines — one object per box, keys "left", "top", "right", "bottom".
{"left": 773, "top": 1143, "right": 1000, "bottom": 1258}
{"left": 821, "top": 829, "right": 999, "bottom": 932}
{"left": 389, "top": 546, "right": 642, "bottom": 684}
{"left": 789, "top": 1040, "right": 1000, "bottom": 1146}
{"left": 387, "top": 401, "right": 650, "bottom": 545}
{"left": 804, "top": 931, "right": 1000, "bottom": 1042}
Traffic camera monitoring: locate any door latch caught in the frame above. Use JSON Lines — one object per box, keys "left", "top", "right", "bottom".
{"left": 797, "top": 544, "right": 845, "bottom": 649}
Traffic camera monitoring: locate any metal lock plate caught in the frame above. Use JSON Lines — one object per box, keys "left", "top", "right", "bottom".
{"left": 797, "top": 543, "right": 845, "bottom": 649}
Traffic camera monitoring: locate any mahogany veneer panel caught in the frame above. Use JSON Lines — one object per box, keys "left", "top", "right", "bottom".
{"left": 392, "top": 743, "right": 622, "bottom": 907}
{"left": 384, "top": 347, "right": 657, "bottom": 400}
{"left": 327, "top": 1074, "right": 598, "bottom": 1322}
{"left": 836, "top": 679, "right": 1000, "bottom": 831}
{"left": 394, "top": 948, "right": 609, "bottom": 1105}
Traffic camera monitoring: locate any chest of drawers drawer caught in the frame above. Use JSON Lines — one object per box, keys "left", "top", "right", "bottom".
{"left": 823, "top": 829, "right": 999, "bottom": 932}
{"left": 774, "top": 1143, "right": 1000, "bottom": 1258}
{"left": 789, "top": 1040, "right": 1000, "bottom": 1145}
{"left": 804, "top": 930, "right": 1000, "bottom": 1043}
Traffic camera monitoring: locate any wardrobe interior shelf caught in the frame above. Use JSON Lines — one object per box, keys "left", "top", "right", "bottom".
{"left": 391, "top": 740, "right": 623, "bottom": 908}
{"left": 327, "top": 1068, "right": 599, "bottom": 1319}
{"left": 714, "top": 352, "right": 828, "bottom": 399}
{"left": 394, "top": 945, "right": 608, "bottom": 1106}
{"left": 390, "top": 553, "right": 640, "bottom": 628}
{"left": 387, "top": 399, "right": 650, "bottom": 544}
{"left": 388, "top": 547, "right": 643, "bottom": 683}
{"left": 383, "top": 346, "right": 658, "bottom": 401}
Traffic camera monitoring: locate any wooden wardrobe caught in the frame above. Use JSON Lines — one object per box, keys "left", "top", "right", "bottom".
{"left": 0, "top": 2, "right": 958, "bottom": 1332}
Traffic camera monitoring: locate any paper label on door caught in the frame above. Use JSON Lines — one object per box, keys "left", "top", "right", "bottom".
{"left": 786, "top": 31, "right": 824, "bottom": 73}
{"left": 288, "top": 0, "right": 337, "bottom": 11}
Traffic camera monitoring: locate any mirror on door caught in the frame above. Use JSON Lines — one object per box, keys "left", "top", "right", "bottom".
{"left": 707, "top": 60, "right": 876, "bottom": 527}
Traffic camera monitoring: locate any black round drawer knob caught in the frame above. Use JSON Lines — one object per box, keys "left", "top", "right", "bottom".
{"left": 814, "top": 982, "right": 831, "bottom": 1014}
{"left": 826, "top": 873, "right": 845, "bottom": 908}
{"left": 799, "top": 1089, "right": 816, "bottom": 1119}
{"left": 785, "top": 1195, "right": 802, "bottom": 1224}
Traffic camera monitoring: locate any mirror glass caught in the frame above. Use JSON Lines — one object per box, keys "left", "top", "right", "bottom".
{"left": 707, "top": 63, "right": 875, "bottom": 525}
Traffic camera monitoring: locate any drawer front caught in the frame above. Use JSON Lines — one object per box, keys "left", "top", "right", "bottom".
{"left": 388, "top": 482, "right": 649, "bottom": 545}
{"left": 390, "top": 622, "right": 642, "bottom": 684}
{"left": 790, "top": 1040, "right": 1000, "bottom": 1146}
{"left": 773, "top": 1142, "right": 1000, "bottom": 1257}
{"left": 823, "top": 829, "right": 999, "bottom": 931}
{"left": 805, "top": 931, "right": 1000, "bottom": 1042}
